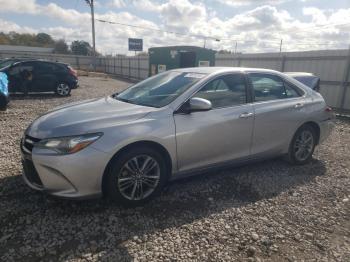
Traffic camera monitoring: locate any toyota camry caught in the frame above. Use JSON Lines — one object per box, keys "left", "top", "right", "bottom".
{"left": 21, "top": 67, "right": 335, "bottom": 205}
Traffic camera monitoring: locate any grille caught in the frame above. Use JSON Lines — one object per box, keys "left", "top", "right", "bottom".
{"left": 22, "top": 159, "right": 43, "bottom": 187}
{"left": 21, "top": 135, "right": 41, "bottom": 154}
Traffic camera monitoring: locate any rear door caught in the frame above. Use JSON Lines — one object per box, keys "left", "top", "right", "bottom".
{"left": 248, "top": 73, "right": 306, "bottom": 156}
{"left": 31, "top": 62, "right": 57, "bottom": 92}
{"left": 6, "top": 62, "right": 34, "bottom": 93}
{"left": 174, "top": 73, "right": 254, "bottom": 172}
{"left": 6, "top": 63, "right": 22, "bottom": 92}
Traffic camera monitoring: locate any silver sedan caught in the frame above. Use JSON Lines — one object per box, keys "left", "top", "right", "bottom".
{"left": 21, "top": 67, "right": 335, "bottom": 205}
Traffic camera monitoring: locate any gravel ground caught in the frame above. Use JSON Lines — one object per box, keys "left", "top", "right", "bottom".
{"left": 0, "top": 76, "right": 349, "bottom": 262}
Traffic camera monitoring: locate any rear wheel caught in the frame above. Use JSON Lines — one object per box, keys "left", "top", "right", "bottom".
{"left": 106, "top": 147, "right": 168, "bottom": 206}
{"left": 55, "top": 83, "right": 71, "bottom": 97}
{"left": 287, "top": 125, "right": 316, "bottom": 165}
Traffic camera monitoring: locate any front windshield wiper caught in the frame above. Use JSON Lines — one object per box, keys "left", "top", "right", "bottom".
{"left": 113, "top": 95, "right": 159, "bottom": 108}
{"left": 113, "top": 96, "right": 134, "bottom": 104}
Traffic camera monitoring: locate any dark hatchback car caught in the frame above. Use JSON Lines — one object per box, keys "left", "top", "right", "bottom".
{"left": 285, "top": 72, "right": 320, "bottom": 92}
{"left": 0, "top": 60, "right": 78, "bottom": 96}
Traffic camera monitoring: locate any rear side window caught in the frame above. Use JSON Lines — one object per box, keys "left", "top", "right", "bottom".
{"left": 284, "top": 81, "right": 301, "bottom": 98}
{"left": 195, "top": 74, "right": 247, "bottom": 108}
{"left": 54, "top": 64, "right": 68, "bottom": 72}
{"left": 35, "top": 62, "right": 54, "bottom": 73}
{"left": 249, "top": 73, "right": 301, "bottom": 102}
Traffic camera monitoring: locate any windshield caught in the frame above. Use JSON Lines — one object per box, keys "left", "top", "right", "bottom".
{"left": 115, "top": 71, "right": 206, "bottom": 107}
{"left": 293, "top": 76, "right": 318, "bottom": 89}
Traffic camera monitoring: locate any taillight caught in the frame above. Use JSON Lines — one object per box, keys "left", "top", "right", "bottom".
{"left": 68, "top": 66, "right": 77, "bottom": 77}
{"left": 325, "top": 106, "right": 332, "bottom": 112}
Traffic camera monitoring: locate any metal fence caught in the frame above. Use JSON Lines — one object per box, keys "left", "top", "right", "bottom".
{"left": 103, "top": 55, "right": 149, "bottom": 80}
{"left": 1, "top": 49, "right": 349, "bottom": 111}
{"left": 0, "top": 50, "right": 102, "bottom": 71}
{"left": 216, "top": 49, "right": 350, "bottom": 111}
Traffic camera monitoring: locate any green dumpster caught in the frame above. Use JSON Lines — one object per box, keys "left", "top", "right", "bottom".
{"left": 148, "top": 46, "right": 216, "bottom": 76}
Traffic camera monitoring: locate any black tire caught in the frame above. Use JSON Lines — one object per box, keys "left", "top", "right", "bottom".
{"left": 0, "top": 95, "right": 8, "bottom": 111}
{"left": 287, "top": 124, "right": 316, "bottom": 165}
{"left": 55, "top": 83, "right": 71, "bottom": 97}
{"left": 105, "top": 146, "right": 168, "bottom": 206}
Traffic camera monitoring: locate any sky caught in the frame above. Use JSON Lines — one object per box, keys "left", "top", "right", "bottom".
{"left": 0, "top": 0, "right": 349, "bottom": 55}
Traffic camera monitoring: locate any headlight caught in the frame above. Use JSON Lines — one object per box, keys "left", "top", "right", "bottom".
{"left": 36, "top": 133, "right": 103, "bottom": 155}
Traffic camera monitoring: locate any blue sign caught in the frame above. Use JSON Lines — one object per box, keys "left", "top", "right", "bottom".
{"left": 128, "top": 38, "right": 143, "bottom": 51}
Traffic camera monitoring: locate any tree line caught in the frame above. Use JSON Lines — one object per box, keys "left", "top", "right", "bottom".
{"left": 0, "top": 31, "right": 97, "bottom": 56}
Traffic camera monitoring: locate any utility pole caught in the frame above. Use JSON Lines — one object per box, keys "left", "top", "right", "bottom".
{"left": 203, "top": 37, "right": 207, "bottom": 48}
{"left": 279, "top": 39, "right": 283, "bottom": 53}
{"left": 234, "top": 41, "right": 238, "bottom": 54}
{"left": 85, "top": 0, "right": 96, "bottom": 71}
{"left": 340, "top": 44, "right": 350, "bottom": 113}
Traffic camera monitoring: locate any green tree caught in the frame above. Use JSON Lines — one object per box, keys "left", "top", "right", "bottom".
{"left": 217, "top": 50, "right": 232, "bottom": 54}
{"left": 53, "top": 39, "right": 69, "bottom": 54}
{"left": 71, "top": 40, "right": 92, "bottom": 56}
{"left": 35, "top": 33, "right": 54, "bottom": 47}
{"left": 0, "top": 32, "right": 10, "bottom": 45}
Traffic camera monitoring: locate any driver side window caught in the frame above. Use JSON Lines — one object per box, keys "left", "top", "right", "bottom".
{"left": 194, "top": 74, "right": 247, "bottom": 109}
{"left": 8, "top": 65, "right": 21, "bottom": 76}
{"left": 8, "top": 63, "right": 34, "bottom": 77}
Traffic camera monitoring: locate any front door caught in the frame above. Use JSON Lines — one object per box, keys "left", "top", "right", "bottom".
{"left": 174, "top": 73, "right": 254, "bottom": 173}
{"left": 31, "top": 62, "right": 57, "bottom": 92}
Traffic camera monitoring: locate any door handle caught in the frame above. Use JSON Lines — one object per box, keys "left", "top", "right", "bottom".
{"left": 294, "top": 103, "right": 304, "bottom": 109}
{"left": 239, "top": 112, "right": 253, "bottom": 118}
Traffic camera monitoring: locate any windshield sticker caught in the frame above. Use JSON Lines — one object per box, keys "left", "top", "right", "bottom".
{"left": 184, "top": 73, "right": 206, "bottom": 79}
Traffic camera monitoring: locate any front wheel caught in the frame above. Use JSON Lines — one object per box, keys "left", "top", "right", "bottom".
{"left": 55, "top": 83, "right": 71, "bottom": 97}
{"left": 105, "top": 147, "right": 168, "bottom": 206}
{"left": 287, "top": 125, "right": 316, "bottom": 165}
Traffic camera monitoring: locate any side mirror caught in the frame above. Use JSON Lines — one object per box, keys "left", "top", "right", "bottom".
{"left": 189, "top": 97, "right": 212, "bottom": 112}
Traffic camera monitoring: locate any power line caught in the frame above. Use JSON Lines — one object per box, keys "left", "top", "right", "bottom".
{"left": 97, "top": 17, "right": 349, "bottom": 42}
{"left": 96, "top": 17, "right": 348, "bottom": 52}
{"left": 96, "top": 19, "right": 220, "bottom": 41}
{"left": 219, "top": 22, "right": 350, "bottom": 42}
{"left": 85, "top": 0, "right": 96, "bottom": 70}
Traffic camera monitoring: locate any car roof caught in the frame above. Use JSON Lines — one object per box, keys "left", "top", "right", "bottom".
{"left": 284, "top": 72, "right": 315, "bottom": 77}
{"left": 3, "top": 57, "right": 37, "bottom": 61}
{"left": 172, "top": 67, "right": 282, "bottom": 75}
{"left": 12, "top": 60, "right": 68, "bottom": 66}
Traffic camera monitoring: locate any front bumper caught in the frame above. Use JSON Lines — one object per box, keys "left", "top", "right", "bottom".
{"left": 21, "top": 136, "right": 110, "bottom": 199}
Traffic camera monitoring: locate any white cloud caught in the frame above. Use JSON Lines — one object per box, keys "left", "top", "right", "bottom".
{"left": 0, "top": 0, "right": 38, "bottom": 14}
{"left": 0, "top": 18, "right": 36, "bottom": 34}
{"left": 217, "top": 0, "right": 289, "bottom": 7}
{"left": 0, "top": 0, "right": 349, "bottom": 54}
{"left": 303, "top": 7, "right": 328, "bottom": 24}
{"left": 159, "top": 0, "right": 207, "bottom": 31}
{"left": 109, "top": 0, "right": 126, "bottom": 8}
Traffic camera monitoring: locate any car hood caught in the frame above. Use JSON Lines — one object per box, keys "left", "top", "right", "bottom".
{"left": 26, "top": 96, "right": 156, "bottom": 139}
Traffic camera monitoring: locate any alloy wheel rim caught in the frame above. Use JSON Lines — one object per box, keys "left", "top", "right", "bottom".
{"left": 117, "top": 155, "right": 160, "bottom": 201}
{"left": 57, "top": 84, "right": 69, "bottom": 95}
{"left": 294, "top": 130, "right": 314, "bottom": 161}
